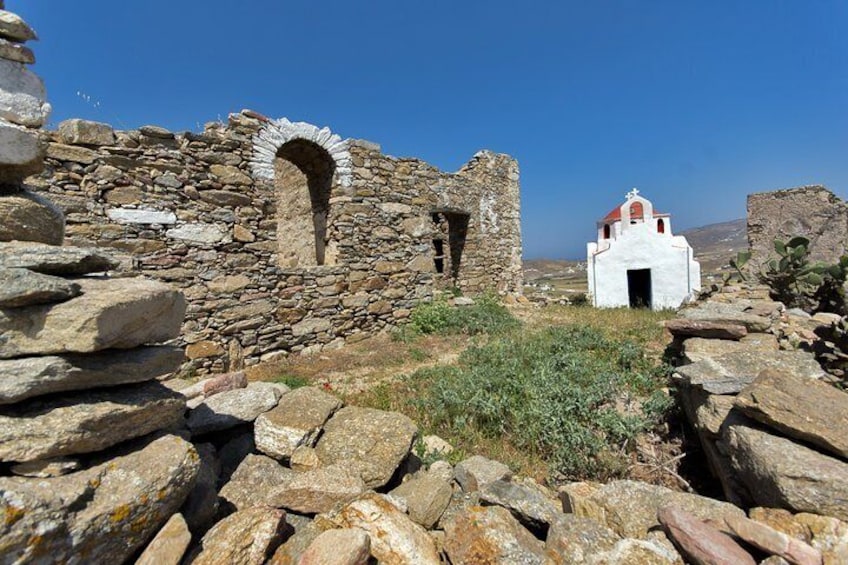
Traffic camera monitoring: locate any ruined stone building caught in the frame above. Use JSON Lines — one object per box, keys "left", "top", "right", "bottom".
{"left": 587, "top": 189, "right": 700, "bottom": 310}
{"left": 27, "top": 112, "right": 523, "bottom": 373}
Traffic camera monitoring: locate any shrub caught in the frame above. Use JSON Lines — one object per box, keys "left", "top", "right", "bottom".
{"left": 413, "top": 325, "right": 669, "bottom": 481}
{"left": 406, "top": 294, "right": 519, "bottom": 336}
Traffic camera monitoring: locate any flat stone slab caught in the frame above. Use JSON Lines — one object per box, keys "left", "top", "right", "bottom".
{"left": 57, "top": 118, "right": 115, "bottom": 146}
{"left": 0, "top": 190, "right": 63, "bottom": 245}
{"left": 545, "top": 514, "right": 621, "bottom": 563}
{"left": 219, "top": 453, "right": 296, "bottom": 511}
{"left": 0, "top": 345, "right": 183, "bottom": 405}
{"left": 187, "top": 381, "right": 281, "bottom": 436}
{"left": 725, "top": 423, "right": 848, "bottom": 521}
{"left": 479, "top": 479, "right": 561, "bottom": 536}
{"left": 0, "top": 381, "right": 186, "bottom": 462}
{"left": 0, "top": 10, "right": 38, "bottom": 42}
{"left": 255, "top": 386, "right": 342, "bottom": 461}
{"left": 106, "top": 207, "right": 177, "bottom": 225}
{"left": 190, "top": 506, "right": 287, "bottom": 565}
{"left": 0, "top": 267, "right": 80, "bottom": 308}
{"left": 673, "top": 349, "right": 825, "bottom": 395}
{"left": 666, "top": 319, "right": 747, "bottom": 340}
{"left": 0, "top": 434, "right": 199, "bottom": 564}
{"left": 268, "top": 463, "right": 367, "bottom": 514}
{"left": 735, "top": 369, "right": 848, "bottom": 460}
{"left": 314, "top": 406, "right": 417, "bottom": 488}
{"left": 680, "top": 302, "right": 772, "bottom": 332}
{"left": 0, "top": 121, "right": 44, "bottom": 183}
{"left": 683, "top": 334, "right": 778, "bottom": 363}
{"left": 0, "top": 241, "right": 118, "bottom": 275}
{"left": 136, "top": 512, "right": 192, "bottom": 565}
{"left": 658, "top": 506, "right": 756, "bottom": 565}
{"left": 0, "top": 277, "right": 185, "bottom": 358}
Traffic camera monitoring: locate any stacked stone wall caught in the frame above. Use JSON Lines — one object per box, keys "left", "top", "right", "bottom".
{"left": 27, "top": 111, "right": 523, "bottom": 373}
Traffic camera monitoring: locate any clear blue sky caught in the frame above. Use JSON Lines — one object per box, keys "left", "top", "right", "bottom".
{"left": 15, "top": 1, "right": 848, "bottom": 259}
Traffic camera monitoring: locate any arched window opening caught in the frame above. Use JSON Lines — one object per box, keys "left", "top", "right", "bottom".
{"left": 603, "top": 224, "right": 611, "bottom": 239}
{"left": 274, "top": 139, "right": 336, "bottom": 267}
{"left": 657, "top": 218, "right": 665, "bottom": 234}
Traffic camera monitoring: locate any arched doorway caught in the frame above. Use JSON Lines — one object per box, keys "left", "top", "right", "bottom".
{"left": 657, "top": 218, "right": 665, "bottom": 234}
{"left": 274, "top": 139, "right": 336, "bottom": 267}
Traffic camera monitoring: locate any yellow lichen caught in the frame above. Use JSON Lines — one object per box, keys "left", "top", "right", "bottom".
{"left": 110, "top": 504, "right": 131, "bottom": 523}
{"left": 3, "top": 504, "right": 25, "bottom": 527}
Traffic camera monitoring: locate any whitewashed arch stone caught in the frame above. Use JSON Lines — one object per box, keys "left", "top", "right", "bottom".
{"left": 249, "top": 118, "right": 352, "bottom": 187}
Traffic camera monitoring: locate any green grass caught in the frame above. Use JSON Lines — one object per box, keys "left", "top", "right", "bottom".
{"left": 275, "top": 373, "right": 310, "bottom": 389}
{"left": 394, "top": 294, "right": 520, "bottom": 342}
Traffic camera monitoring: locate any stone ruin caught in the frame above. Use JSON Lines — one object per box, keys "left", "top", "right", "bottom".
{"left": 24, "top": 112, "right": 523, "bottom": 374}
{"left": 747, "top": 184, "right": 848, "bottom": 268}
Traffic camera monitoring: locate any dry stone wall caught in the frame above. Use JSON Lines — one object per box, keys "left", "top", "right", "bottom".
{"left": 747, "top": 185, "right": 848, "bottom": 268}
{"left": 27, "top": 111, "right": 522, "bottom": 373}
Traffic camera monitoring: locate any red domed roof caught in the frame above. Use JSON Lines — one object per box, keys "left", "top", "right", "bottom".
{"left": 602, "top": 202, "right": 667, "bottom": 222}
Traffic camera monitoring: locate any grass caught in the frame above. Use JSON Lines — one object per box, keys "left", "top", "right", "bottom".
{"left": 349, "top": 302, "right": 676, "bottom": 485}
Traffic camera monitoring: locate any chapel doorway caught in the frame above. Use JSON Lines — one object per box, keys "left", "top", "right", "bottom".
{"left": 627, "top": 269, "right": 652, "bottom": 309}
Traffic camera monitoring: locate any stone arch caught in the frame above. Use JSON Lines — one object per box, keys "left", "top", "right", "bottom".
{"left": 250, "top": 117, "right": 352, "bottom": 187}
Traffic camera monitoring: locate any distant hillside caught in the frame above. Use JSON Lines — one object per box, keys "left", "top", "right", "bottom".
{"left": 523, "top": 218, "right": 747, "bottom": 291}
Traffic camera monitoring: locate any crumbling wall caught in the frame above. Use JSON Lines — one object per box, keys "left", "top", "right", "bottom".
{"left": 747, "top": 185, "right": 848, "bottom": 267}
{"left": 27, "top": 111, "right": 522, "bottom": 373}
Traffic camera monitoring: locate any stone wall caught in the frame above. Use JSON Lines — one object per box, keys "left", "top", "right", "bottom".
{"left": 747, "top": 185, "right": 848, "bottom": 268}
{"left": 26, "top": 111, "right": 523, "bottom": 373}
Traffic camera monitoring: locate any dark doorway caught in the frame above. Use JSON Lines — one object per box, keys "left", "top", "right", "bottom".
{"left": 431, "top": 210, "right": 469, "bottom": 282}
{"left": 627, "top": 269, "right": 652, "bottom": 308}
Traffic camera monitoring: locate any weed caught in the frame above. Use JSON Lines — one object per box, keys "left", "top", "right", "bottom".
{"left": 407, "top": 294, "right": 519, "bottom": 336}
{"left": 275, "top": 373, "right": 310, "bottom": 389}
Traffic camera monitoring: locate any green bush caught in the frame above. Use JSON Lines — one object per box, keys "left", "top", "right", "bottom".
{"left": 406, "top": 294, "right": 519, "bottom": 336}
{"left": 413, "top": 325, "right": 669, "bottom": 481}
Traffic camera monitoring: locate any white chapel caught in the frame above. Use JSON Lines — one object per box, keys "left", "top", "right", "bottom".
{"left": 586, "top": 189, "right": 700, "bottom": 310}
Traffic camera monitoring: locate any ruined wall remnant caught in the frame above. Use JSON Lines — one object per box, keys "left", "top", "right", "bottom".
{"left": 747, "top": 185, "right": 848, "bottom": 267}
{"left": 27, "top": 112, "right": 523, "bottom": 373}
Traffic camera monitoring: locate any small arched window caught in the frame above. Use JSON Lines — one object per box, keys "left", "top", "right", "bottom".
{"left": 657, "top": 219, "right": 665, "bottom": 234}
{"left": 603, "top": 224, "right": 611, "bottom": 239}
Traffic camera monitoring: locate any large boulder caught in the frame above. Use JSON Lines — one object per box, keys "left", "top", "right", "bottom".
{"left": 268, "top": 464, "right": 367, "bottom": 514}
{"left": 0, "top": 345, "right": 183, "bottom": 405}
{"left": 219, "top": 454, "right": 296, "bottom": 512}
{"left": 734, "top": 369, "right": 848, "bottom": 459}
{"left": 254, "top": 386, "right": 342, "bottom": 461}
{"left": 0, "top": 58, "right": 50, "bottom": 127}
{"left": 0, "top": 190, "right": 63, "bottom": 244}
{"left": 0, "top": 267, "right": 79, "bottom": 308}
{"left": 0, "top": 277, "right": 186, "bottom": 359}
{"left": 0, "top": 434, "right": 199, "bottom": 564}
{"left": 559, "top": 480, "right": 744, "bottom": 538}
{"left": 322, "top": 493, "right": 440, "bottom": 565}
{"left": 724, "top": 424, "right": 848, "bottom": 520}
{"left": 389, "top": 474, "right": 453, "bottom": 529}
{"left": 444, "top": 505, "right": 545, "bottom": 565}
{"left": 0, "top": 381, "right": 186, "bottom": 462}
{"left": 314, "top": 406, "right": 417, "bottom": 488}
{"left": 0, "top": 241, "right": 118, "bottom": 274}
{"left": 187, "top": 382, "right": 282, "bottom": 436}
{"left": 0, "top": 121, "right": 44, "bottom": 183}
{"left": 57, "top": 118, "right": 115, "bottom": 146}
{"left": 190, "top": 506, "right": 287, "bottom": 565}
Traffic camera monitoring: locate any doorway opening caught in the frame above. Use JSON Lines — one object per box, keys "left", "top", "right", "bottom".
{"left": 431, "top": 210, "right": 470, "bottom": 282}
{"left": 627, "top": 268, "right": 652, "bottom": 309}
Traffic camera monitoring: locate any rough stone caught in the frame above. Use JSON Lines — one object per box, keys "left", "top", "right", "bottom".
{"left": 0, "top": 58, "right": 50, "bottom": 127}
{"left": 561, "top": 480, "right": 745, "bottom": 538}
{"left": 324, "top": 493, "right": 441, "bottom": 565}
{"left": 734, "top": 369, "right": 848, "bottom": 459}
{"left": 725, "top": 424, "right": 848, "bottom": 520}
{"left": 0, "top": 10, "right": 37, "bottom": 42}
{"left": 455, "top": 455, "right": 513, "bottom": 492}
{"left": 682, "top": 334, "right": 778, "bottom": 363}
{"left": 314, "top": 406, "right": 417, "bottom": 488}
{"left": 0, "top": 120, "right": 44, "bottom": 182}
{"left": 255, "top": 386, "right": 342, "bottom": 461}
{"left": 57, "top": 118, "right": 115, "bottom": 146}
{"left": 10, "top": 457, "right": 79, "bottom": 478}
{"left": 544, "top": 514, "right": 621, "bottom": 563}
{"left": 219, "top": 453, "right": 295, "bottom": 512}
{"left": 673, "top": 350, "right": 825, "bottom": 395}
{"left": 479, "top": 479, "right": 561, "bottom": 536}
{"left": 0, "top": 277, "right": 185, "bottom": 358}
{"left": 191, "top": 506, "right": 287, "bottom": 565}
{"left": 657, "top": 506, "right": 756, "bottom": 565}
{"left": 165, "top": 222, "right": 228, "bottom": 244}
{"left": 0, "top": 190, "right": 63, "bottom": 244}
{"left": 187, "top": 381, "right": 282, "bottom": 435}
{"left": 136, "top": 513, "right": 192, "bottom": 565}
{"left": 724, "top": 513, "right": 822, "bottom": 565}
{"left": 594, "top": 538, "right": 682, "bottom": 564}
{"left": 268, "top": 464, "right": 367, "bottom": 514}
{"left": 389, "top": 473, "right": 453, "bottom": 529}
{"left": 218, "top": 430, "right": 256, "bottom": 484}
{"left": 0, "top": 434, "right": 199, "bottom": 564}
{"left": 185, "top": 340, "right": 226, "bottom": 360}
{"left": 444, "top": 505, "right": 545, "bottom": 565}
{"left": 680, "top": 302, "right": 772, "bottom": 332}
{"left": 298, "top": 528, "right": 370, "bottom": 565}
{"left": 290, "top": 445, "right": 320, "bottom": 471}
{"left": 0, "top": 345, "right": 183, "bottom": 405}
{"left": 180, "top": 371, "right": 246, "bottom": 402}
{"left": 210, "top": 163, "right": 252, "bottom": 185}
{"left": 268, "top": 519, "right": 324, "bottom": 565}
{"left": 0, "top": 381, "right": 186, "bottom": 462}
{"left": 46, "top": 142, "right": 97, "bottom": 164}
{"left": 0, "top": 241, "right": 118, "bottom": 275}
{"left": 106, "top": 207, "right": 177, "bottom": 225}
{"left": 181, "top": 442, "right": 220, "bottom": 535}
{"left": 665, "top": 319, "right": 747, "bottom": 340}
{"left": 0, "top": 267, "right": 79, "bottom": 308}
{"left": 0, "top": 37, "right": 33, "bottom": 63}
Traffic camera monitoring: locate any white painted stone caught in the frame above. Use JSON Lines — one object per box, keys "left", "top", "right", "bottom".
{"left": 587, "top": 190, "right": 700, "bottom": 310}
{"left": 165, "top": 223, "right": 228, "bottom": 244}
{"left": 0, "top": 58, "right": 50, "bottom": 128}
{"left": 250, "top": 117, "right": 353, "bottom": 187}
{"left": 107, "top": 207, "right": 177, "bottom": 225}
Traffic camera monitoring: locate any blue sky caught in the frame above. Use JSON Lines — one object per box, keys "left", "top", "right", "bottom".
{"left": 15, "top": 1, "right": 848, "bottom": 259}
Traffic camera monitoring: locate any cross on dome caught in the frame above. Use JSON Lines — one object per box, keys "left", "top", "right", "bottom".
{"left": 625, "top": 187, "right": 640, "bottom": 200}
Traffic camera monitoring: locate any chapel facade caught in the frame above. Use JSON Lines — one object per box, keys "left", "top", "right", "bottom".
{"left": 587, "top": 189, "right": 700, "bottom": 309}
